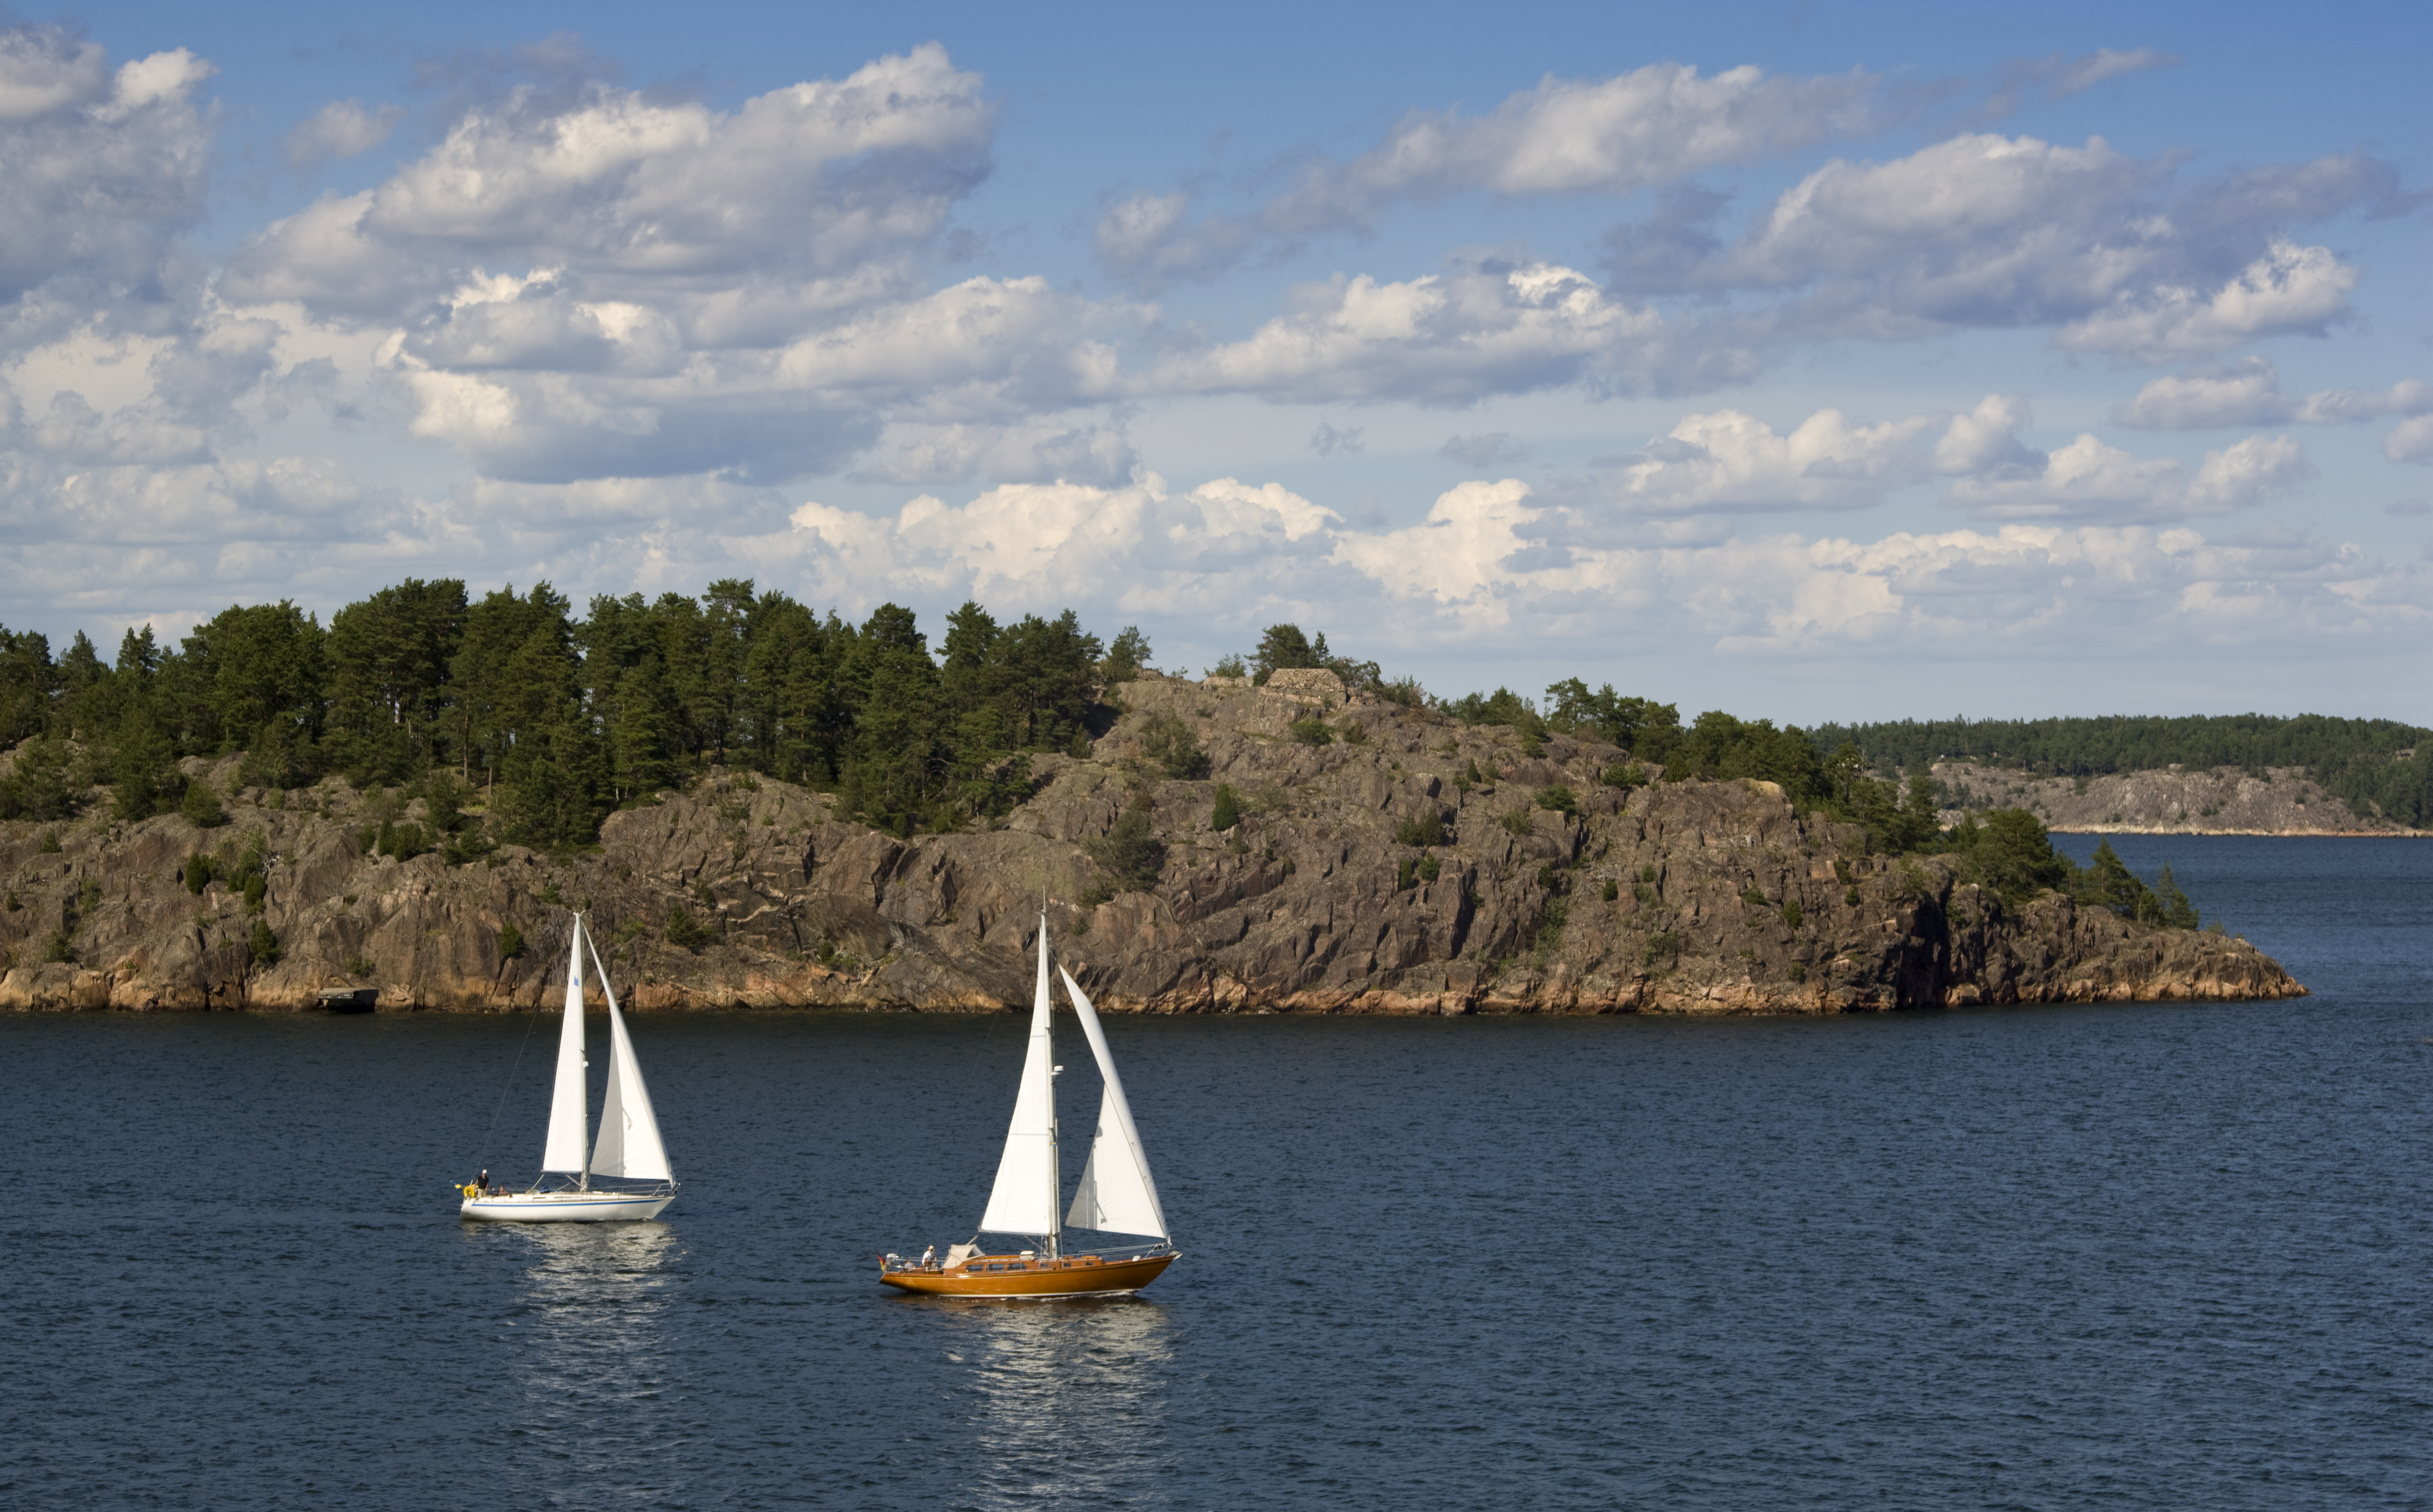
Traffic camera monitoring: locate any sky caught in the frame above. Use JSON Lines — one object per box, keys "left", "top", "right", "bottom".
{"left": 1, "top": 0, "right": 2427, "bottom": 723}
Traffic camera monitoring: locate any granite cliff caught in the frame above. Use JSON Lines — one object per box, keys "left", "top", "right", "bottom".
{"left": 0, "top": 674, "right": 2304, "bottom": 1015}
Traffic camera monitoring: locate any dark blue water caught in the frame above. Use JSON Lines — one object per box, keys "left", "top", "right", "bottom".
{"left": 4, "top": 837, "right": 2429, "bottom": 1510}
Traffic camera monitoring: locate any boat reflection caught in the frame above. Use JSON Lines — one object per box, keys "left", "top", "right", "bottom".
{"left": 491, "top": 1222, "right": 684, "bottom": 1488}
{"left": 931, "top": 1297, "right": 1176, "bottom": 1506}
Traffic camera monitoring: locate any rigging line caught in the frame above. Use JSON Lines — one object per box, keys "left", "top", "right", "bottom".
{"left": 474, "top": 993, "right": 547, "bottom": 1173}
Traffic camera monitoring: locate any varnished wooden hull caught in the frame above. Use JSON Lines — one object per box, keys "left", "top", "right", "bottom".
{"left": 879, "top": 1251, "right": 1177, "bottom": 1298}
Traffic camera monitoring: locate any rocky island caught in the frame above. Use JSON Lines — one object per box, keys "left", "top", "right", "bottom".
{"left": 0, "top": 671, "right": 2304, "bottom": 1016}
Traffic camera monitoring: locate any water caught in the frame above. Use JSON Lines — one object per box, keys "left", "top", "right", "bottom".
{"left": 3, "top": 836, "right": 2429, "bottom": 1509}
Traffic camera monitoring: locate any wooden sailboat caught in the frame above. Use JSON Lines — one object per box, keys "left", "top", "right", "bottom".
{"left": 460, "top": 916, "right": 677, "bottom": 1222}
{"left": 880, "top": 910, "right": 1177, "bottom": 1297}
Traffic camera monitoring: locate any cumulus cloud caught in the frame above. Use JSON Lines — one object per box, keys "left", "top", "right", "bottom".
{"left": 1604, "top": 134, "right": 2382, "bottom": 361}
{"left": 1139, "top": 261, "right": 1693, "bottom": 405}
{"left": 1560, "top": 405, "right": 1940, "bottom": 515}
{"left": 0, "top": 24, "right": 215, "bottom": 307}
{"left": 783, "top": 473, "right": 1339, "bottom": 615}
{"left": 2385, "top": 415, "right": 2433, "bottom": 466}
{"left": 281, "top": 98, "right": 403, "bottom": 168}
{"left": 1942, "top": 427, "right": 2312, "bottom": 520}
{"left": 2117, "top": 356, "right": 2433, "bottom": 429}
{"left": 1323, "top": 478, "right": 2427, "bottom": 652}
{"left": 2056, "top": 240, "right": 2359, "bottom": 361}
{"left": 210, "top": 49, "right": 1171, "bottom": 483}
{"left": 1096, "top": 62, "right": 1879, "bottom": 284}
{"left": 850, "top": 418, "right": 1139, "bottom": 487}
{"left": 227, "top": 44, "right": 993, "bottom": 316}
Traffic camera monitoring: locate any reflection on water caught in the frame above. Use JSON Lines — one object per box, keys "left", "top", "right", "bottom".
{"left": 470, "top": 1223, "right": 685, "bottom": 1503}
{"left": 930, "top": 1299, "right": 1176, "bottom": 1508}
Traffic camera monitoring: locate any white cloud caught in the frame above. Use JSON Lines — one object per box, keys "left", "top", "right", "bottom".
{"left": 2117, "top": 356, "right": 2433, "bottom": 430}
{"left": 1321, "top": 481, "right": 2428, "bottom": 654}
{"left": 2056, "top": 240, "right": 2358, "bottom": 361}
{"left": 1138, "top": 261, "right": 1683, "bottom": 404}
{"left": 782, "top": 473, "right": 1339, "bottom": 616}
{"left": 1573, "top": 405, "right": 1940, "bottom": 514}
{"left": 1944, "top": 430, "right": 2312, "bottom": 520}
{"left": 1605, "top": 135, "right": 2380, "bottom": 361}
{"left": 2385, "top": 415, "right": 2433, "bottom": 466}
{"left": 282, "top": 98, "right": 403, "bottom": 168}
{"left": 850, "top": 418, "right": 1140, "bottom": 487}
{"left": 1097, "top": 62, "right": 1879, "bottom": 284}
{"left": 0, "top": 25, "right": 215, "bottom": 307}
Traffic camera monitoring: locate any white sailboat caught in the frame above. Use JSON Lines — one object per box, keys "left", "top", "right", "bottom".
{"left": 461, "top": 916, "right": 677, "bottom": 1222}
{"left": 880, "top": 909, "right": 1177, "bottom": 1296}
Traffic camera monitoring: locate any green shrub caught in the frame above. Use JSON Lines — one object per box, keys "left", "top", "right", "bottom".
{"left": 664, "top": 907, "right": 713, "bottom": 953}
{"left": 1138, "top": 712, "right": 1211, "bottom": 779}
{"left": 1534, "top": 784, "right": 1576, "bottom": 814}
{"left": 344, "top": 955, "right": 375, "bottom": 979}
{"left": 1394, "top": 811, "right": 1447, "bottom": 846}
{"left": 1397, "top": 857, "right": 1417, "bottom": 890}
{"left": 1498, "top": 809, "right": 1534, "bottom": 837}
{"left": 1638, "top": 863, "right": 1657, "bottom": 883}
{"left": 1339, "top": 721, "right": 1369, "bottom": 746}
{"left": 1787, "top": 961, "right": 1807, "bottom": 984}
{"left": 1417, "top": 853, "right": 1440, "bottom": 883}
{"left": 1087, "top": 807, "right": 1166, "bottom": 893}
{"left": 183, "top": 853, "right": 215, "bottom": 894}
{"left": 1782, "top": 899, "right": 1803, "bottom": 930}
{"left": 1518, "top": 728, "right": 1545, "bottom": 758}
{"left": 246, "top": 919, "right": 280, "bottom": 968}
{"left": 1287, "top": 714, "right": 1333, "bottom": 746}
{"left": 179, "top": 781, "right": 226, "bottom": 829}
{"left": 1211, "top": 783, "right": 1241, "bottom": 831}
{"left": 498, "top": 922, "right": 525, "bottom": 960}
{"left": 1634, "top": 882, "right": 1656, "bottom": 907}
{"left": 40, "top": 930, "right": 74, "bottom": 964}
{"left": 1601, "top": 762, "right": 1648, "bottom": 789}
{"left": 1601, "top": 879, "right": 1619, "bottom": 901}
{"left": 1642, "top": 931, "right": 1679, "bottom": 968}
{"left": 1742, "top": 886, "right": 1769, "bottom": 906}
{"left": 1845, "top": 885, "right": 1861, "bottom": 906}
{"left": 39, "top": 831, "right": 60, "bottom": 854}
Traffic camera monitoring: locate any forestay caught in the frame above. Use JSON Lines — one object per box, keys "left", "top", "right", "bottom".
{"left": 584, "top": 930, "right": 672, "bottom": 1183}
{"left": 978, "top": 917, "right": 1061, "bottom": 1238}
{"left": 540, "top": 920, "right": 592, "bottom": 1175}
{"left": 1060, "top": 966, "right": 1168, "bottom": 1239}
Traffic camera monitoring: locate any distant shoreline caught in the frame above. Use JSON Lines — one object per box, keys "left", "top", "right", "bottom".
{"left": 2046, "top": 827, "right": 2431, "bottom": 838}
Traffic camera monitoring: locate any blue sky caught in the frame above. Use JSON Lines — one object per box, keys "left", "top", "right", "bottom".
{"left": 2, "top": 0, "right": 2427, "bottom": 722}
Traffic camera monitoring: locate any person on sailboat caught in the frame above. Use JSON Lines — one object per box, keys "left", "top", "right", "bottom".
{"left": 921, "top": 1245, "right": 935, "bottom": 1267}
{"left": 478, "top": 1168, "right": 489, "bottom": 1195}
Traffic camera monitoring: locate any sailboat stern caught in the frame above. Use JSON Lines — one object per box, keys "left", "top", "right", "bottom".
{"left": 878, "top": 1249, "right": 1177, "bottom": 1297}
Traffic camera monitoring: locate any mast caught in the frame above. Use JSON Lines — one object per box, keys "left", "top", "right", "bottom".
{"left": 1045, "top": 913, "right": 1061, "bottom": 1260}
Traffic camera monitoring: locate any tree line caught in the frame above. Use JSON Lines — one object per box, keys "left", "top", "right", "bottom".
{"left": 1804, "top": 713, "right": 2433, "bottom": 827}
{"left": 0, "top": 581, "right": 1124, "bottom": 848}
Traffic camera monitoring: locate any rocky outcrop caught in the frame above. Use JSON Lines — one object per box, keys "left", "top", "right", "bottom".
{"left": 1934, "top": 761, "right": 2421, "bottom": 836}
{"left": 0, "top": 675, "right": 2305, "bottom": 1015}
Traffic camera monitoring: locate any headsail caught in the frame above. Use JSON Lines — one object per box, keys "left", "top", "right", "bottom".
{"left": 540, "top": 919, "right": 591, "bottom": 1175}
{"left": 1060, "top": 966, "right": 1168, "bottom": 1239}
{"left": 584, "top": 930, "right": 672, "bottom": 1183}
{"left": 978, "top": 913, "right": 1061, "bottom": 1240}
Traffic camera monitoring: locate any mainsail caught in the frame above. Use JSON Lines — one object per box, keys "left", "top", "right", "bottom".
{"left": 1060, "top": 966, "right": 1168, "bottom": 1239}
{"left": 978, "top": 914, "right": 1061, "bottom": 1239}
{"left": 584, "top": 930, "right": 672, "bottom": 1183}
{"left": 541, "top": 919, "right": 592, "bottom": 1175}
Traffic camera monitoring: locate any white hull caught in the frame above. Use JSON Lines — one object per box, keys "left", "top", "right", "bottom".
{"left": 461, "top": 1191, "right": 674, "bottom": 1223}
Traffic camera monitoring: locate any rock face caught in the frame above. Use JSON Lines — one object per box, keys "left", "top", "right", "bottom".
{"left": 1934, "top": 761, "right": 2420, "bottom": 836}
{"left": 0, "top": 675, "right": 2305, "bottom": 1015}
